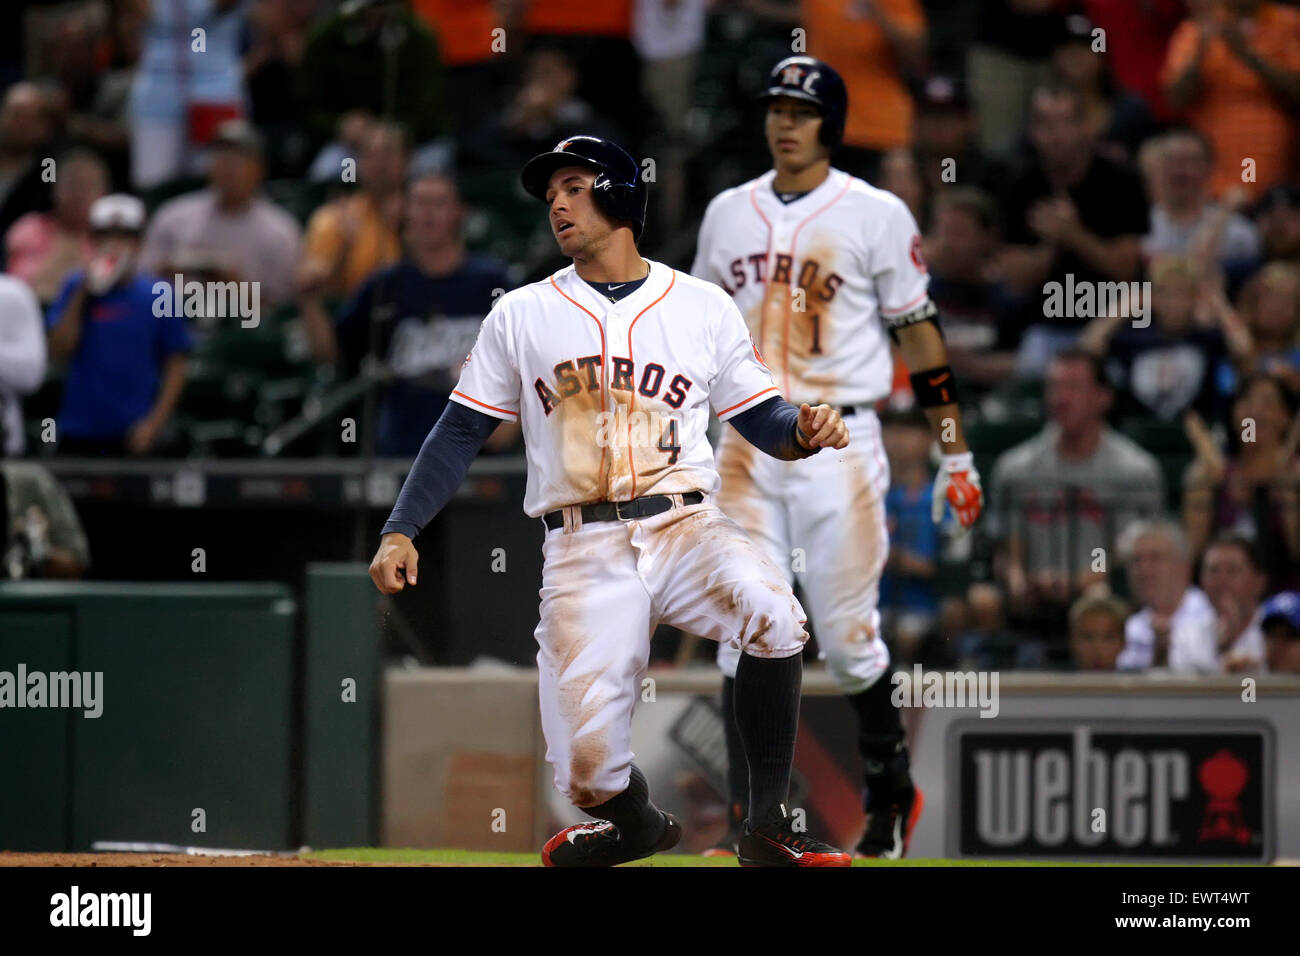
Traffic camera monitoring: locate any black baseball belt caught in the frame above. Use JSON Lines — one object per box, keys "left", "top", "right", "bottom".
{"left": 543, "top": 491, "right": 704, "bottom": 530}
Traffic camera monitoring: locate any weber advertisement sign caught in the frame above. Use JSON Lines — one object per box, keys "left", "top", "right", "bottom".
{"left": 949, "top": 721, "right": 1272, "bottom": 861}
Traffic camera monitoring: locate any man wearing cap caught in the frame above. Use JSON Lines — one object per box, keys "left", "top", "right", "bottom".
{"left": 1260, "top": 592, "right": 1300, "bottom": 673}
{"left": 47, "top": 194, "right": 192, "bottom": 456}
{"left": 140, "top": 119, "right": 302, "bottom": 309}
{"left": 913, "top": 74, "right": 1006, "bottom": 197}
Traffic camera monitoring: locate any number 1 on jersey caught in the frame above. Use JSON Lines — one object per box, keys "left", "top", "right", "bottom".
{"left": 658, "top": 418, "right": 681, "bottom": 464}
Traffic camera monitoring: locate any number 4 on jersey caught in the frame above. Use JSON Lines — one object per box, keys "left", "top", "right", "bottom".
{"left": 658, "top": 418, "right": 681, "bottom": 464}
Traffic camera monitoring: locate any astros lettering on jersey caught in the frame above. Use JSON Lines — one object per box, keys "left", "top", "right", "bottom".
{"left": 451, "top": 258, "right": 781, "bottom": 516}
{"left": 691, "top": 167, "right": 934, "bottom": 405}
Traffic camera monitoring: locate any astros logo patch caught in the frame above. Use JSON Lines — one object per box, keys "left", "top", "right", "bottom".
{"left": 909, "top": 234, "right": 927, "bottom": 273}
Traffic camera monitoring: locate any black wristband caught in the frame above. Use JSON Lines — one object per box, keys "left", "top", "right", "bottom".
{"left": 909, "top": 365, "right": 957, "bottom": 407}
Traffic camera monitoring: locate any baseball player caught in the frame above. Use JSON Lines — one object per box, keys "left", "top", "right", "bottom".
{"left": 692, "top": 56, "right": 983, "bottom": 858}
{"left": 370, "top": 135, "right": 857, "bottom": 866}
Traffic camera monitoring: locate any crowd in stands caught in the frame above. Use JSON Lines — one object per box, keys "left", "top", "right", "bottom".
{"left": 0, "top": 0, "right": 1296, "bottom": 672}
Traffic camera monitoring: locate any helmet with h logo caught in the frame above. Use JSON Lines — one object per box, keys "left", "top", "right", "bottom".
{"left": 521, "top": 135, "right": 648, "bottom": 241}
{"left": 759, "top": 56, "right": 848, "bottom": 149}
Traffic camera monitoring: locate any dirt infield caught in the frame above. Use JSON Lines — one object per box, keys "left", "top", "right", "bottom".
{"left": 0, "top": 852, "right": 355, "bottom": 867}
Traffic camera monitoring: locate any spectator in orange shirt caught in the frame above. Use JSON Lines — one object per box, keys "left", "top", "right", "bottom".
{"left": 298, "top": 121, "right": 406, "bottom": 301}
{"left": 802, "top": 0, "right": 927, "bottom": 183}
{"left": 411, "top": 0, "right": 511, "bottom": 147}
{"left": 297, "top": 120, "right": 406, "bottom": 362}
{"left": 524, "top": 0, "right": 646, "bottom": 153}
{"left": 1164, "top": 0, "right": 1300, "bottom": 200}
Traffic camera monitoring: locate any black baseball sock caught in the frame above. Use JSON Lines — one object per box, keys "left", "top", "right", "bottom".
{"left": 719, "top": 676, "right": 749, "bottom": 826}
{"left": 846, "top": 671, "right": 913, "bottom": 809}
{"left": 583, "top": 764, "right": 665, "bottom": 848}
{"left": 733, "top": 651, "right": 802, "bottom": 823}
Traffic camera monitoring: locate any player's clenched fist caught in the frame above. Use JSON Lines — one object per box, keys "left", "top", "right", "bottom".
{"left": 370, "top": 532, "right": 419, "bottom": 593}
{"left": 932, "top": 451, "right": 983, "bottom": 529}
{"left": 796, "top": 403, "right": 849, "bottom": 451}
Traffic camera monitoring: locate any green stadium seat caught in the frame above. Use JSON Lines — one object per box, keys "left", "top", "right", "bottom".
{"left": 180, "top": 358, "right": 263, "bottom": 421}
{"left": 183, "top": 417, "right": 259, "bottom": 457}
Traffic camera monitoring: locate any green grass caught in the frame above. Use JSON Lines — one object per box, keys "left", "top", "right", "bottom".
{"left": 307, "top": 847, "right": 1128, "bottom": 867}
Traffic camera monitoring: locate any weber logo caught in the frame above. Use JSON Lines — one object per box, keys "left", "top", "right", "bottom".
{"left": 951, "top": 722, "right": 1271, "bottom": 860}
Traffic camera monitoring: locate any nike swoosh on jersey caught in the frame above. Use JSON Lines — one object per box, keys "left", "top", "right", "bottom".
{"left": 608, "top": 283, "right": 626, "bottom": 290}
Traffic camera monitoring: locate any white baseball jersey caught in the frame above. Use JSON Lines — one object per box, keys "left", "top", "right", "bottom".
{"left": 447, "top": 258, "right": 810, "bottom": 809}
{"left": 694, "top": 167, "right": 932, "bottom": 695}
{"left": 450, "top": 258, "right": 780, "bottom": 517}
{"left": 691, "top": 167, "right": 933, "bottom": 407}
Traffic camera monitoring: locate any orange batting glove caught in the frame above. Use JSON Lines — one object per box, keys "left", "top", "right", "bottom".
{"left": 932, "top": 451, "right": 983, "bottom": 528}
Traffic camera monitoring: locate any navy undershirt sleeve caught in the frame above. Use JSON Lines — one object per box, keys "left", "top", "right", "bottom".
{"left": 728, "top": 396, "right": 817, "bottom": 461}
{"left": 381, "top": 402, "right": 502, "bottom": 539}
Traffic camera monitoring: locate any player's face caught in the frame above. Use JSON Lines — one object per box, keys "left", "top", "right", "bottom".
{"left": 765, "top": 98, "right": 825, "bottom": 169}
{"left": 545, "top": 166, "right": 614, "bottom": 256}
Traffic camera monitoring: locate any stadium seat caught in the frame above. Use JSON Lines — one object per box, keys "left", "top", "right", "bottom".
{"left": 179, "top": 358, "right": 263, "bottom": 422}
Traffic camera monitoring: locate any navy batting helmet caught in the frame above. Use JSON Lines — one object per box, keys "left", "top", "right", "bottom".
{"left": 758, "top": 56, "right": 848, "bottom": 149}
{"left": 521, "top": 135, "right": 647, "bottom": 241}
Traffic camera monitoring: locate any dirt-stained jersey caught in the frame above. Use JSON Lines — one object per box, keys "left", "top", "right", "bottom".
{"left": 452, "top": 259, "right": 779, "bottom": 516}
{"left": 692, "top": 167, "right": 933, "bottom": 406}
